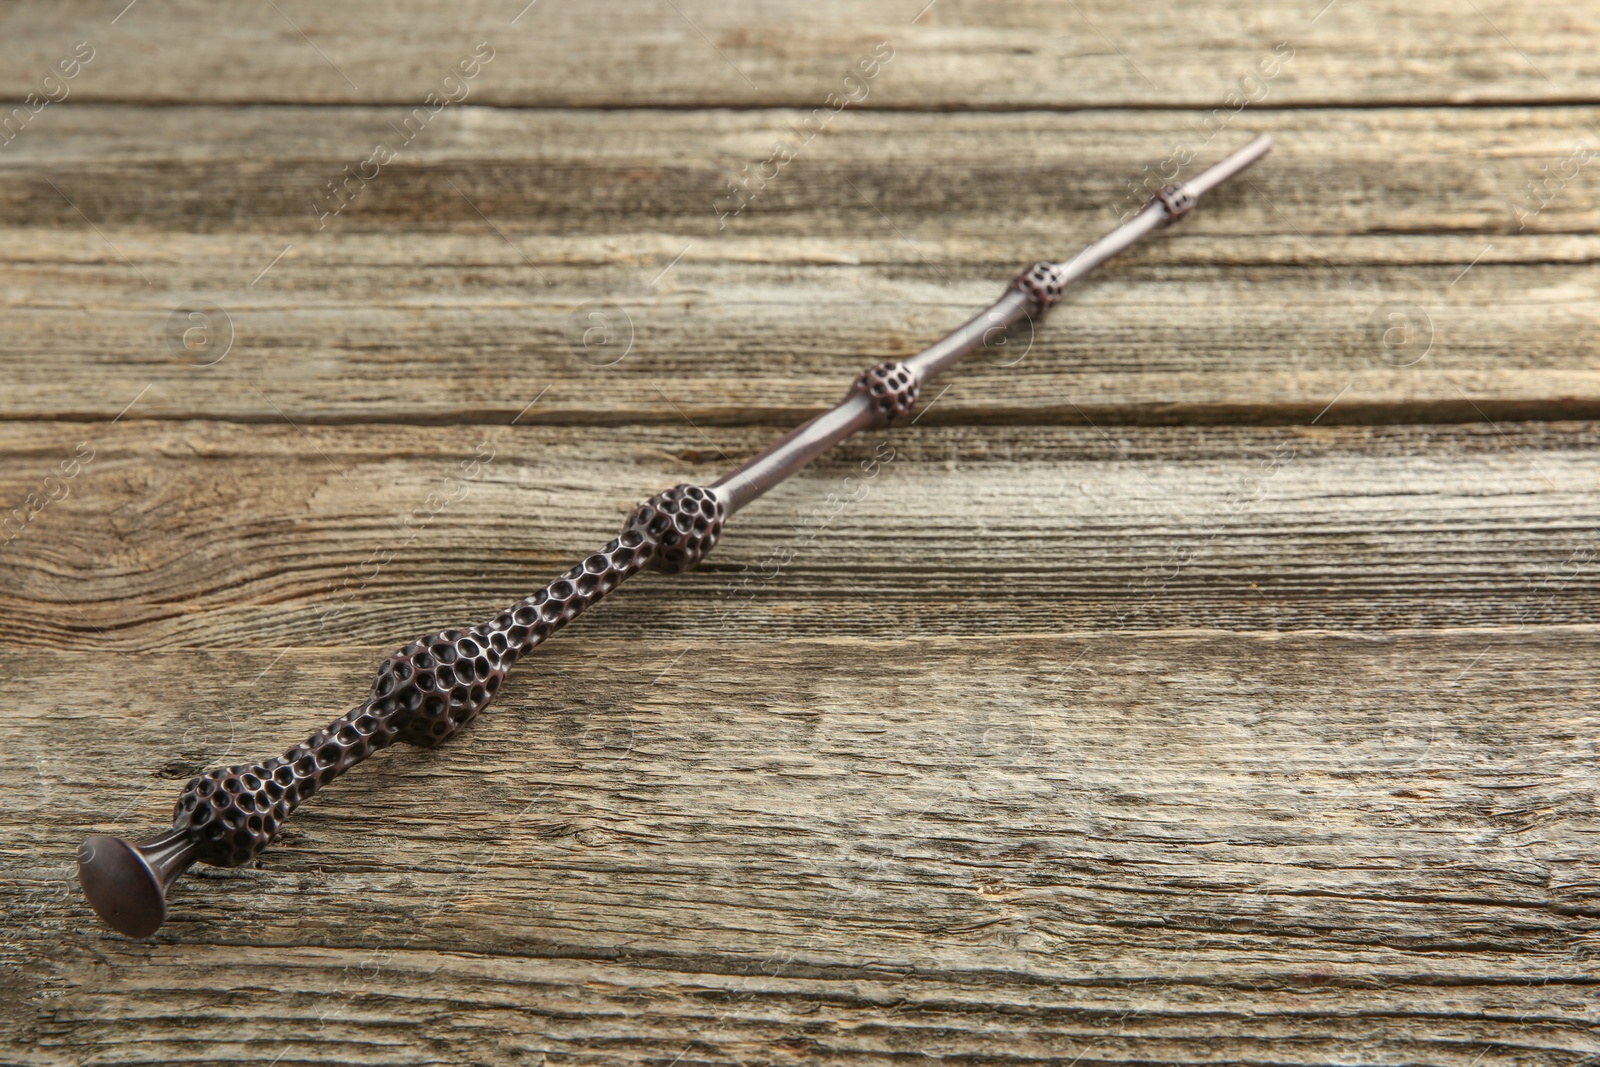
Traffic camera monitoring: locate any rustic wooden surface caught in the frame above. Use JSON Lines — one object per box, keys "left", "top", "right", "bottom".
{"left": 2, "top": 2, "right": 1598, "bottom": 1064}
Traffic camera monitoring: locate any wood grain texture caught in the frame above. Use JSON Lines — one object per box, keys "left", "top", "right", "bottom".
{"left": 0, "top": 420, "right": 1597, "bottom": 651}
{"left": 1, "top": 106, "right": 1598, "bottom": 426}
{"left": 0, "top": 0, "right": 1597, "bottom": 107}
{"left": 7, "top": 631, "right": 1600, "bottom": 1063}
{"left": 3, "top": 0, "right": 1599, "bottom": 1064}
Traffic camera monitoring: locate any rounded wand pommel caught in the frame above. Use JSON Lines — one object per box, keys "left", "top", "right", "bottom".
{"left": 77, "top": 827, "right": 198, "bottom": 937}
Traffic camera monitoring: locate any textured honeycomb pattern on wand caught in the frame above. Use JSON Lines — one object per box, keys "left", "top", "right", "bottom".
{"left": 622, "top": 484, "right": 725, "bottom": 574}
{"left": 1010, "top": 261, "right": 1068, "bottom": 319}
{"left": 1153, "top": 182, "right": 1197, "bottom": 224}
{"left": 171, "top": 530, "right": 657, "bottom": 867}
{"left": 849, "top": 361, "right": 920, "bottom": 423}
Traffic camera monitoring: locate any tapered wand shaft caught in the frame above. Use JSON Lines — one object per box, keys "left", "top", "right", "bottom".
{"left": 710, "top": 134, "right": 1273, "bottom": 511}
{"left": 78, "top": 135, "right": 1273, "bottom": 937}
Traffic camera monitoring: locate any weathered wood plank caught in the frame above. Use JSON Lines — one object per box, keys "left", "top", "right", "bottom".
{"left": 4, "top": 1, "right": 1596, "bottom": 1062}
{"left": 0, "top": 106, "right": 1597, "bottom": 425}
{"left": 7, "top": 629, "right": 1598, "bottom": 1063}
{"left": 20, "top": 948, "right": 1600, "bottom": 1065}
{"left": 1, "top": 0, "right": 1596, "bottom": 108}
{"left": 0, "top": 421, "right": 1595, "bottom": 651}
{"left": 3, "top": 104, "right": 1595, "bottom": 236}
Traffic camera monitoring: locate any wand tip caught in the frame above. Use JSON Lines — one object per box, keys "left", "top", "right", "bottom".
{"left": 1184, "top": 134, "right": 1276, "bottom": 199}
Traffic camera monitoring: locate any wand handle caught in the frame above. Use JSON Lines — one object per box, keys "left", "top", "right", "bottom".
{"left": 78, "top": 486, "right": 722, "bottom": 937}
{"left": 79, "top": 136, "right": 1273, "bottom": 937}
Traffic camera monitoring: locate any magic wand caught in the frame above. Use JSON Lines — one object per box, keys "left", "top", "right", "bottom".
{"left": 79, "top": 134, "right": 1275, "bottom": 936}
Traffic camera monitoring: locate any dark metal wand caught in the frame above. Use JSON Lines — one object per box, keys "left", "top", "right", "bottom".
{"left": 79, "top": 135, "right": 1274, "bottom": 936}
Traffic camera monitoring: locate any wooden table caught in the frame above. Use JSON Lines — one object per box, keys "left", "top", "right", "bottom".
{"left": 4, "top": 2, "right": 1597, "bottom": 1063}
